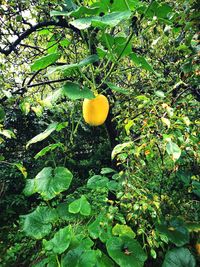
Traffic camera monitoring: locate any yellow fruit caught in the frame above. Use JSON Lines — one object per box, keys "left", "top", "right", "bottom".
{"left": 195, "top": 243, "right": 200, "bottom": 255}
{"left": 82, "top": 94, "right": 109, "bottom": 126}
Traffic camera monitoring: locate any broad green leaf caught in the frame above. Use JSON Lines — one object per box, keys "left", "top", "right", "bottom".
{"left": 64, "top": 0, "right": 77, "bottom": 11}
{"left": 114, "top": 36, "right": 132, "bottom": 58}
{"left": 70, "top": 11, "right": 132, "bottom": 30}
{"left": 68, "top": 195, "right": 91, "bottom": 216}
{"left": 106, "top": 82, "right": 129, "bottom": 95}
{"left": 46, "top": 55, "right": 99, "bottom": 76}
{"left": 166, "top": 140, "right": 181, "bottom": 161}
{"left": 100, "top": 167, "right": 116, "bottom": 175}
{"left": 109, "top": 0, "right": 140, "bottom": 12}
{"left": 43, "top": 226, "right": 72, "bottom": 254}
{"left": 34, "top": 143, "right": 64, "bottom": 159}
{"left": 56, "top": 202, "right": 81, "bottom": 221}
{"left": 23, "top": 179, "right": 36, "bottom": 196}
{"left": 176, "top": 169, "right": 191, "bottom": 186}
{"left": 62, "top": 82, "right": 94, "bottom": 100}
{"left": 87, "top": 175, "right": 109, "bottom": 189}
{"left": 156, "top": 219, "right": 189, "bottom": 247}
{"left": 92, "top": 11, "right": 132, "bottom": 29}
{"left": 106, "top": 236, "right": 147, "bottom": 267}
{"left": 26, "top": 122, "right": 58, "bottom": 148}
{"left": 111, "top": 141, "right": 133, "bottom": 160}
{"left": 156, "top": 3, "right": 173, "bottom": 19}
{"left": 35, "top": 167, "right": 73, "bottom": 200}
{"left": 69, "top": 6, "right": 100, "bottom": 18}
{"left": 31, "top": 53, "right": 61, "bottom": 71}
{"left": 130, "top": 53, "right": 154, "bottom": 72}
{"left": 88, "top": 213, "right": 112, "bottom": 242}
{"left": 21, "top": 206, "right": 58, "bottom": 239}
{"left": 62, "top": 247, "right": 99, "bottom": 267}
{"left": 112, "top": 224, "right": 136, "bottom": 238}
{"left": 162, "top": 248, "right": 196, "bottom": 267}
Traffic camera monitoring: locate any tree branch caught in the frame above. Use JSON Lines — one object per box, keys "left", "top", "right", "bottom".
{"left": 0, "top": 77, "right": 72, "bottom": 104}
{"left": 0, "top": 19, "right": 79, "bottom": 56}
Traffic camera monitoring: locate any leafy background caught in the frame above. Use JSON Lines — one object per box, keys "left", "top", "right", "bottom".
{"left": 0, "top": 0, "right": 199, "bottom": 266}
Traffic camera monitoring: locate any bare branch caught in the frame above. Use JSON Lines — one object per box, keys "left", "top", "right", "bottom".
{"left": 0, "top": 19, "right": 79, "bottom": 56}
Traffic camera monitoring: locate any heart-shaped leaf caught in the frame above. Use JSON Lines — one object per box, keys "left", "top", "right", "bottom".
{"left": 106, "top": 236, "right": 147, "bottom": 267}
{"left": 162, "top": 248, "right": 196, "bottom": 267}
{"left": 21, "top": 206, "right": 58, "bottom": 239}
{"left": 68, "top": 195, "right": 91, "bottom": 216}
{"left": 43, "top": 226, "right": 72, "bottom": 254}
{"left": 34, "top": 167, "right": 73, "bottom": 200}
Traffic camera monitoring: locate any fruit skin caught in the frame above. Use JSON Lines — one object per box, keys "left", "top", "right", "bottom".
{"left": 82, "top": 94, "right": 109, "bottom": 126}
{"left": 195, "top": 243, "right": 200, "bottom": 255}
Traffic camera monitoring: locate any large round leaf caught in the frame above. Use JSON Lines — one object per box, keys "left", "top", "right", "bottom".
{"left": 21, "top": 206, "right": 58, "bottom": 239}
{"left": 61, "top": 248, "right": 99, "bottom": 267}
{"left": 35, "top": 167, "right": 73, "bottom": 200}
{"left": 106, "top": 236, "right": 147, "bottom": 267}
{"left": 87, "top": 175, "right": 109, "bottom": 189}
{"left": 162, "top": 248, "right": 196, "bottom": 267}
{"left": 156, "top": 219, "right": 189, "bottom": 247}
{"left": 68, "top": 195, "right": 91, "bottom": 216}
{"left": 43, "top": 226, "right": 72, "bottom": 254}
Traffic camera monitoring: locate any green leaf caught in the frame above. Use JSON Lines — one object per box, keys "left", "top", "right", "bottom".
{"left": 21, "top": 206, "right": 58, "bottom": 239}
{"left": 114, "top": 36, "right": 132, "bottom": 58}
{"left": 166, "top": 140, "right": 181, "bottom": 161}
{"left": 162, "top": 248, "right": 196, "bottom": 267}
{"left": 87, "top": 175, "right": 109, "bottom": 190}
{"left": 100, "top": 168, "right": 116, "bottom": 175}
{"left": 0, "top": 129, "right": 16, "bottom": 139}
{"left": 192, "top": 181, "right": 200, "bottom": 198}
{"left": 69, "top": 195, "right": 91, "bottom": 216}
{"left": 69, "top": 6, "right": 100, "bottom": 18}
{"left": 92, "top": 11, "right": 132, "bottom": 29}
{"left": 161, "top": 117, "right": 170, "bottom": 129}
{"left": 43, "top": 226, "right": 72, "bottom": 254}
{"left": 69, "top": 11, "right": 132, "bottom": 30}
{"left": 46, "top": 55, "right": 99, "bottom": 76}
{"left": 26, "top": 122, "right": 58, "bottom": 148}
{"left": 112, "top": 224, "right": 136, "bottom": 238}
{"left": 23, "top": 179, "right": 36, "bottom": 196}
{"left": 106, "top": 82, "right": 129, "bottom": 95}
{"left": 20, "top": 101, "right": 30, "bottom": 115}
{"left": 88, "top": 213, "right": 112, "bottom": 243}
{"left": 111, "top": 142, "right": 133, "bottom": 160}
{"left": 130, "top": 52, "right": 154, "bottom": 72}
{"left": 34, "top": 143, "right": 64, "bottom": 159}
{"left": 62, "top": 247, "right": 98, "bottom": 267}
{"left": 109, "top": 0, "right": 140, "bottom": 12}
{"left": 156, "top": 219, "right": 189, "bottom": 247}
{"left": 155, "top": 90, "right": 165, "bottom": 98}
{"left": 31, "top": 53, "right": 61, "bottom": 71}
{"left": 0, "top": 106, "right": 5, "bottom": 121}
{"left": 106, "top": 236, "right": 147, "bottom": 267}
{"left": 14, "top": 163, "right": 27, "bottom": 178}
{"left": 34, "top": 167, "right": 73, "bottom": 200}
{"left": 62, "top": 82, "right": 94, "bottom": 100}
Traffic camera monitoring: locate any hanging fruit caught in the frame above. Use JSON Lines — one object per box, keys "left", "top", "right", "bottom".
{"left": 82, "top": 94, "right": 109, "bottom": 126}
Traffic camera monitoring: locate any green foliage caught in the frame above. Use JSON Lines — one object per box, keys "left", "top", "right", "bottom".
{"left": 0, "top": 0, "right": 199, "bottom": 266}
{"left": 162, "top": 248, "right": 196, "bottom": 267}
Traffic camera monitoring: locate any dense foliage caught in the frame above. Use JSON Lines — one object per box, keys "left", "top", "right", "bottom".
{"left": 0, "top": 0, "right": 199, "bottom": 266}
